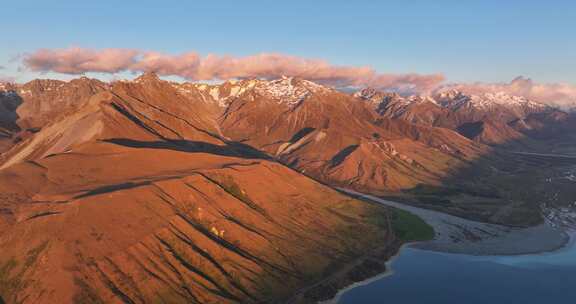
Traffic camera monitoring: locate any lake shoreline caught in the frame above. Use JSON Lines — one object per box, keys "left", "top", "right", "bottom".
{"left": 289, "top": 189, "right": 572, "bottom": 304}
{"left": 331, "top": 230, "right": 575, "bottom": 304}
{"left": 316, "top": 188, "right": 573, "bottom": 304}
{"left": 318, "top": 241, "right": 410, "bottom": 304}
{"left": 285, "top": 238, "right": 404, "bottom": 304}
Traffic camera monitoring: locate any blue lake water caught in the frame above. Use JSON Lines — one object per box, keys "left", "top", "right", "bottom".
{"left": 339, "top": 233, "right": 576, "bottom": 304}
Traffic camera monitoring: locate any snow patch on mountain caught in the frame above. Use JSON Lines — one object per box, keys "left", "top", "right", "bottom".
{"left": 436, "top": 89, "right": 548, "bottom": 111}
{"left": 172, "top": 79, "right": 260, "bottom": 107}
{"left": 255, "top": 76, "right": 310, "bottom": 107}
{"left": 180, "top": 76, "right": 332, "bottom": 108}
{"left": 356, "top": 87, "right": 552, "bottom": 113}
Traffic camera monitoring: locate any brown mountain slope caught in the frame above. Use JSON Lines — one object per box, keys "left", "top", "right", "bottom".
{"left": 12, "top": 77, "right": 108, "bottom": 130}
{"left": 216, "top": 77, "right": 486, "bottom": 193}
{"left": 0, "top": 144, "right": 393, "bottom": 304}
{"left": 0, "top": 77, "right": 398, "bottom": 303}
{"left": 7, "top": 74, "right": 562, "bottom": 229}
{"left": 179, "top": 77, "right": 572, "bottom": 227}
{"left": 0, "top": 78, "right": 108, "bottom": 157}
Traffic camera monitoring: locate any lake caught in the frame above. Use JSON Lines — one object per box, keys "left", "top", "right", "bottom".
{"left": 339, "top": 236, "right": 576, "bottom": 303}
{"left": 336, "top": 189, "right": 576, "bottom": 304}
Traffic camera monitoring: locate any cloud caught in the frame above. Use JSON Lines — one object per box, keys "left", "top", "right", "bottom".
{"left": 440, "top": 77, "right": 576, "bottom": 110}
{"left": 20, "top": 48, "right": 575, "bottom": 109}
{"left": 21, "top": 47, "right": 444, "bottom": 92}
{"left": 0, "top": 65, "right": 4, "bottom": 70}
{"left": 23, "top": 48, "right": 139, "bottom": 74}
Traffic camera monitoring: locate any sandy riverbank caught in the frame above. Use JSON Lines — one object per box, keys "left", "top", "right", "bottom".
{"left": 340, "top": 188, "right": 569, "bottom": 255}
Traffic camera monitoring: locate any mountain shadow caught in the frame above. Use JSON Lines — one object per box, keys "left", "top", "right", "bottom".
{"left": 0, "top": 90, "right": 23, "bottom": 153}
{"left": 103, "top": 138, "right": 271, "bottom": 160}
{"left": 329, "top": 145, "right": 360, "bottom": 168}
{"left": 390, "top": 116, "right": 576, "bottom": 227}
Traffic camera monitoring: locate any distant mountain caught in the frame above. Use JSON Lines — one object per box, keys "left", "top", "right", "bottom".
{"left": 354, "top": 87, "right": 574, "bottom": 145}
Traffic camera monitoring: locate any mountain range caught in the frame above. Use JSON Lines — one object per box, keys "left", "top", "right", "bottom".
{"left": 0, "top": 73, "right": 574, "bottom": 303}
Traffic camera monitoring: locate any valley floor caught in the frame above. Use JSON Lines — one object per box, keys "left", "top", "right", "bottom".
{"left": 340, "top": 189, "right": 568, "bottom": 255}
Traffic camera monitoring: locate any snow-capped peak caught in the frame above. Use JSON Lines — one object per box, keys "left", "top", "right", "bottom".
{"left": 435, "top": 90, "right": 549, "bottom": 111}
{"left": 171, "top": 79, "right": 261, "bottom": 107}
{"left": 355, "top": 87, "right": 553, "bottom": 118}
{"left": 255, "top": 77, "right": 309, "bottom": 106}
{"left": 254, "top": 76, "right": 330, "bottom": 107}
{"left": 354, "top": 88, "right": 436, "bottom": 108}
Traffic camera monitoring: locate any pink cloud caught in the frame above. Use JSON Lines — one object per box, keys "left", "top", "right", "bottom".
{"left": 23, "top": 48, "right": 573, "bottom": 109}
{"left": 21, "top": 47, "right": 444, "bottom": 92}
{"left": 23, "top": 47, "right": 139, "bottom": 74}
{"left": 440, "top": 77, "right": 576, "bottom": 110}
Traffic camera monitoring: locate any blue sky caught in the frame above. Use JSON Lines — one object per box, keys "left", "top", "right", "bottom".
{"left": 1, "top": 0, "right": 575, "bottom": 84}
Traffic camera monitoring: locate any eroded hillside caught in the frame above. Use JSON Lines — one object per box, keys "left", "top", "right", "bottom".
{"left": 0, "top": 75, "right": 398, "bottom": 303}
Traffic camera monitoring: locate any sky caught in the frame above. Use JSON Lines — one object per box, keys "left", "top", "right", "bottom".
{"left": 1, "top": 0, "right": 576, "bottom": 100}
